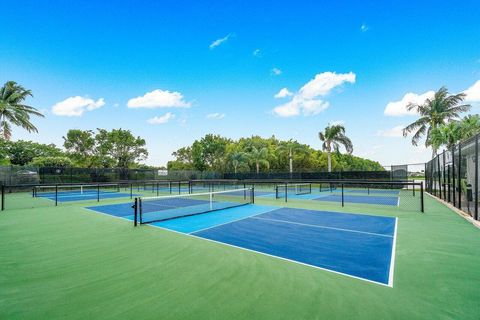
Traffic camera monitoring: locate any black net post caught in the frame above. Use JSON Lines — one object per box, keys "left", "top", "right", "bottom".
{"left": 55, "top": 184, "right": 58, "bottom": 206}
{"left": 341, "top": 183, "right": 344, "bottom": 207}
{"left": 413, "top": 180, "right": 416, "bottom": 197}
{"left": 97, "top": 184, "right": 100, "bottom": 202}
{"left": 1, "top": 185, "right": 4, "bottom": 211}
{"left": 130, "top": 183, "right": 133, "bottom": 199}
{"left": 139, "top": 198, "right": 143, "bottom": 224}
{"left": 284, "top": 182, "right": 288, "bottom": 202}
{"left": 178, "top": 181, "right": 181, "bottom": 194}
{"left": 169, "top": 181, "right": 172, "bottom": 194}
{"left": 252, "top": 187, "right": 255, "bottom": 204}
{"left": 133, "top": 197, "right": 138, "bottom": 226}
{"left": 420, "top": 182, "right": 424, "bottom": 213}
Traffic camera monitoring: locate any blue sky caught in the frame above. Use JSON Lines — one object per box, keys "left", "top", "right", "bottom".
{"left": 1, "top": 0, "right": 480, "bottom": 167}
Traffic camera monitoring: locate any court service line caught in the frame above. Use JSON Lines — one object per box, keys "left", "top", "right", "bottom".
{"left": 250, "top": 216, "right": 394, "bottom": 238}
{"left": 146, "top": 221, "right": 393, "bottom": 287}
{"left": 187, "top": 206, "right": 280, "bottom": 234}
{"left": 84, "top": 205, "right": 395, "bottom": 287}
{"left": 388, "top": 217, "right": 398, "bottom": 287}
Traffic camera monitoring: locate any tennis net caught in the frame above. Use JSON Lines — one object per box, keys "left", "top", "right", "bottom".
{"left": 33, "top": 183, "right": 120, "bottom": 197}
{"left": 275, "top": 183, "right": 312, "bottom": 199}
{"left": 135, "top": 187, "right": 254, "bottom": 225}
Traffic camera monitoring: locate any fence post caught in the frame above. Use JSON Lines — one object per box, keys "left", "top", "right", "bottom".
{"left": 475, "top": 135, "right": 478, "bottom": 221}
{"left": 437, "top": 155, "right": 442, "bottom": 200}
{"left": 458, "top": 145, "right": 462, "bottom": 209}
{"left": 451, "top": 148, "right": 455, "bottom": 206}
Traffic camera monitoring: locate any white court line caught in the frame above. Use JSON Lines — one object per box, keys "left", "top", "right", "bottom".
{"left": 250, "top": 216, "right": 394, "bottom": 238}
{"left": 388, "top": 217, "right": 398, "bottom": 287}
{"left": 188, "top": 206, "right": 280, "bottom": 234}
{"left": 84, "top": 204, "right": 396, "bottom": 287}
{"left": 141, "top": 219, "right": 393, "bottom": 287}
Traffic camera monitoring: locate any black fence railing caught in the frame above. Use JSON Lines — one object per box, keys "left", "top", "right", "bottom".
{"left": 425, "top": 133, "right": 479, "bottom": 220}
{"left": 1, "top": 165, "right": 413, "bottom": 186}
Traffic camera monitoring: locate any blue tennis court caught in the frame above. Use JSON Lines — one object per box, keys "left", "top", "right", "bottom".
{"left": 88, "top": 200, "right": 397, "bottom": 286}
{"left": 314, "top": 194, "right": 399, "bottom": 206}
{"left": 344, "top": 189, "right": 401, "bottom": 195}
{"left": 36, "top": 190, "right": 135, "bottom": 202}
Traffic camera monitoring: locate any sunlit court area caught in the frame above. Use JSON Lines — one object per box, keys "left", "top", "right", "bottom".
{"left": 1, "top": 1, "right": 480, "bottom": 319}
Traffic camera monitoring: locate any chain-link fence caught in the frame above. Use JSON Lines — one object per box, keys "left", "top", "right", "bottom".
{"left": 0, "top": 166, "right": 422, "bottom": 186}
{"left": 425, "top": 133, "right": 479, "bottom": 220}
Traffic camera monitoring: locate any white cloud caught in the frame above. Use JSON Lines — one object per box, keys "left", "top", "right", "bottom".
{"left": 253, "top": 49, "right": 261, "bottom": 56}
{"left": 273, "top": 96, "right": 329, "bottom": 117}
{"left": 272, "top": 71, "right": 356, "bottom": 117}
{"left": 52, "top": 96, "right": 105, "bottom": 117}
{"left": 206, "top": 113, "right": 226, "bottom": 120}
{"left": 113, "top": 103, "right": 119, "bottom": 108}
{"left": 127, "top": 89, "right": 190, "bottom": 109}
{"left": 271, "top": 68, "right": 282, "bottom": 76}
{"left": 463, "top": 80, "right": 480, "bottom": 102}
{"left": 299, "top": 72, "right": 356, "bottom": 99}
{"left": 376, "top": 125, "right": 405, "bottom": 138}
{"left": 274, "top": 88, "right": 293, "bottom": 98}
{"left": 360, "top": 23, "right": 369, "bottom": 32}
{"left": 147, "top": 112, "right": 175, "bottom": 124}
{"left": 209, "top": 34, "right": 231, "bottom": 49}
{"left": 384, "top": 91, "right": 435, "bottom": 116}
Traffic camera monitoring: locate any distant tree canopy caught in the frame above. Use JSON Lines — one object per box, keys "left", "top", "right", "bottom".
{"left": 0, "top": 139, "right": 63, "bottom": 165}
{"left": 167, "top": 134, "right": 384, "bottom": 173}
{"left": 0, "top": 128, "right": 148, "bottom": 168}
{"left": 63, "top": 128, "right": 148, "bottom": 169}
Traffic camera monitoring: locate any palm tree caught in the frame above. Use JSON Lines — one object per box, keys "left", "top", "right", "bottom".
{"left": 277, "top": 140, "right": 308, "bottom": 177}
{"left": 429, "top": 121, "right": 462, "bottom": 151}
{"left": 402, "top": 86, "right": 471, "bottom": 157}
{"left": 460, "top": 114, "right": 480, "bottom": 139}
{"left": 318, "top": 124, "right": 353, "bottom": 172}
{"left": 248, "top": 146, "right": 269, "bottom": 174}
{"left": 228, "top": 151, "right": 248, "bottom": 173}
{"left": 0, "top": 81, "right": 44, "bottom": 140}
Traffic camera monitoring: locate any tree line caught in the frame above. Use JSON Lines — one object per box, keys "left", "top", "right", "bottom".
{"left": 167, "top": 133, "right": 383, "bottom": 173}
{"left": 0, "top": 129, "right": 149, "bottom": 169}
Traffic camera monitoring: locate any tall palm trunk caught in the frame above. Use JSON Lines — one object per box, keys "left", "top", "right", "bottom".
{"left": 256, "top": 162, "right": 260, "bottom": 174}
{"left": 289, "top": 149, "right": 293, "bottom": 173}
{"left": 327, "top": 151, "right": 332, "bottom": 173}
